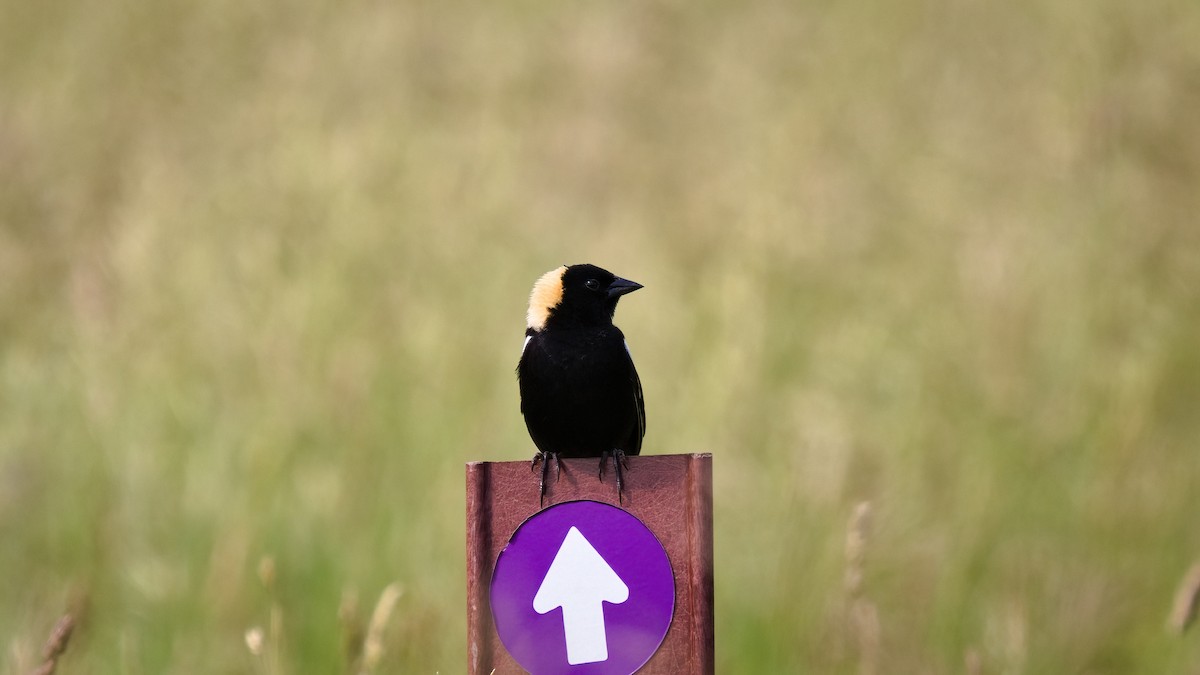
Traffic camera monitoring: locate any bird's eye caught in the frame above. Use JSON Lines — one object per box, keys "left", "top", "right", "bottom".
{"left": 584, "top": 279, "right": 601, "bottom": 291}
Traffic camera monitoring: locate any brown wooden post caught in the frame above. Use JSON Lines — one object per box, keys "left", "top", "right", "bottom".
{"left": 466, "top": 453, "right": 714, "bottom": 674}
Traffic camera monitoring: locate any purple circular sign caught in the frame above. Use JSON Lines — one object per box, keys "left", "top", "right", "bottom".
{"left": 491, "top": 500, "right": 675, "bottom": 675}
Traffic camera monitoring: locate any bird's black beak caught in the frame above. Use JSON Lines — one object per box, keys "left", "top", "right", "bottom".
{"left": 607, "top": 276, "right": 643, "bottom": 299}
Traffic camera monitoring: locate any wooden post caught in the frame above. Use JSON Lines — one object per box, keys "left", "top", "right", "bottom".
{"left": 467, "top": 453, "right": 714, "bottom": 674}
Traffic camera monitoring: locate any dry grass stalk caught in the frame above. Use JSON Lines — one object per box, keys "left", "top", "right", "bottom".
{"left": 845, "top": 501, "right": 872, "bottom": 596}
{"left": 244, "top": 555, "right": 285, "bottom": 675}
{"left": 1167, "top": 561, "right": 1200, "bottom": 635}
{"left": 258, "top": 556, "right": 277, "bottom": 590}
{"left": 359, "top": 583, "right": 403, "bottom": 675}
{"left": 245, "top": 627, "right": 265, "bottom": 656}
{"left": 28, "top": 613, "right": 76, "bottom": 675}
{"left": 844, "top": 501, "right": 878, "bottom": 675}
{"left": 850, "top": 599, "right": 880, "bottom": 675}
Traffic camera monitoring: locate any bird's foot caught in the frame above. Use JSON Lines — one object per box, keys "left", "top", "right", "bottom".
{"left": 598, "top": 449, "right": 631, "bottom": 504}
{"left": 530, "top": 451, "right": 561, "bottom": 506}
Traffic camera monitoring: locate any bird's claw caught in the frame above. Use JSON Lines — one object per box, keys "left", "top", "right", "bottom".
{"left": 531, "top": 451, "right": 560, "bottom": 507}
{"left": 599, "top": 449, "right": 629, "bottom": 504}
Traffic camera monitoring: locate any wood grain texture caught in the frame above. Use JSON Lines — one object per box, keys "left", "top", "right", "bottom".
{"left": 466, "top": 453, "right": 714, "bottom": 674}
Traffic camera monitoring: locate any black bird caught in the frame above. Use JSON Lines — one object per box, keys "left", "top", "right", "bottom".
{"left": 517, "top": 264, "right": 645, "bottom": 503}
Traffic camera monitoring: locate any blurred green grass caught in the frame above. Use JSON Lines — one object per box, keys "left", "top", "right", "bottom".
{"left": 3, "top": 0, "right": 1200, "bottom": 672}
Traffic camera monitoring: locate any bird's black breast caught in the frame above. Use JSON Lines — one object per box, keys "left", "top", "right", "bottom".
{"left": 518, "top": 326, "right": 644, "bottom": 458}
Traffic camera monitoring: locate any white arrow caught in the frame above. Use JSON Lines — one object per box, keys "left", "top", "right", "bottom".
{"left": 533, "top": 526, "right": 630, "bottom": 665}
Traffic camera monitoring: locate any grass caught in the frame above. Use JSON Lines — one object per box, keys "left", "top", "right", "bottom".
{"left": 3, "top": 0, "right": 1200, "bottom": 672}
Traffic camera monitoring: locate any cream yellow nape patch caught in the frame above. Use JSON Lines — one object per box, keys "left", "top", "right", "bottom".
{"left": 526, "top": 265, "right": 567, "bottom": 330}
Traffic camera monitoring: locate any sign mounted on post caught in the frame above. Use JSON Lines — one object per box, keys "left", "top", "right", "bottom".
{"left": 466, "top": 453, "right": 713, "bottom": 675}
{"left": 491, "top": 501, "right": 674, "bottom": 672}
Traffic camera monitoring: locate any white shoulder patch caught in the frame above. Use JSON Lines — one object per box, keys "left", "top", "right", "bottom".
{"left": 522, "top": 335, "right": 533, "bottom": 355}
{"left": 624, "top": 339, "right": 633, "bottom": 359}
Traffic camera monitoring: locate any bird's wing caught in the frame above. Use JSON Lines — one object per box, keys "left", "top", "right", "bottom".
{"left": 626, "top": 340, "right": 645, "bottom": 454}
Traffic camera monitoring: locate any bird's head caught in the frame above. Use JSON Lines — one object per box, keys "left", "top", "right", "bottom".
{"left": 526, "top": 264, "right": 642, "bottom": 331}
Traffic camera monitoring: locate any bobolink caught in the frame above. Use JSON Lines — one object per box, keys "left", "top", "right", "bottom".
{"left": 517, "top": 264, "right": 645, "bottom": 503}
